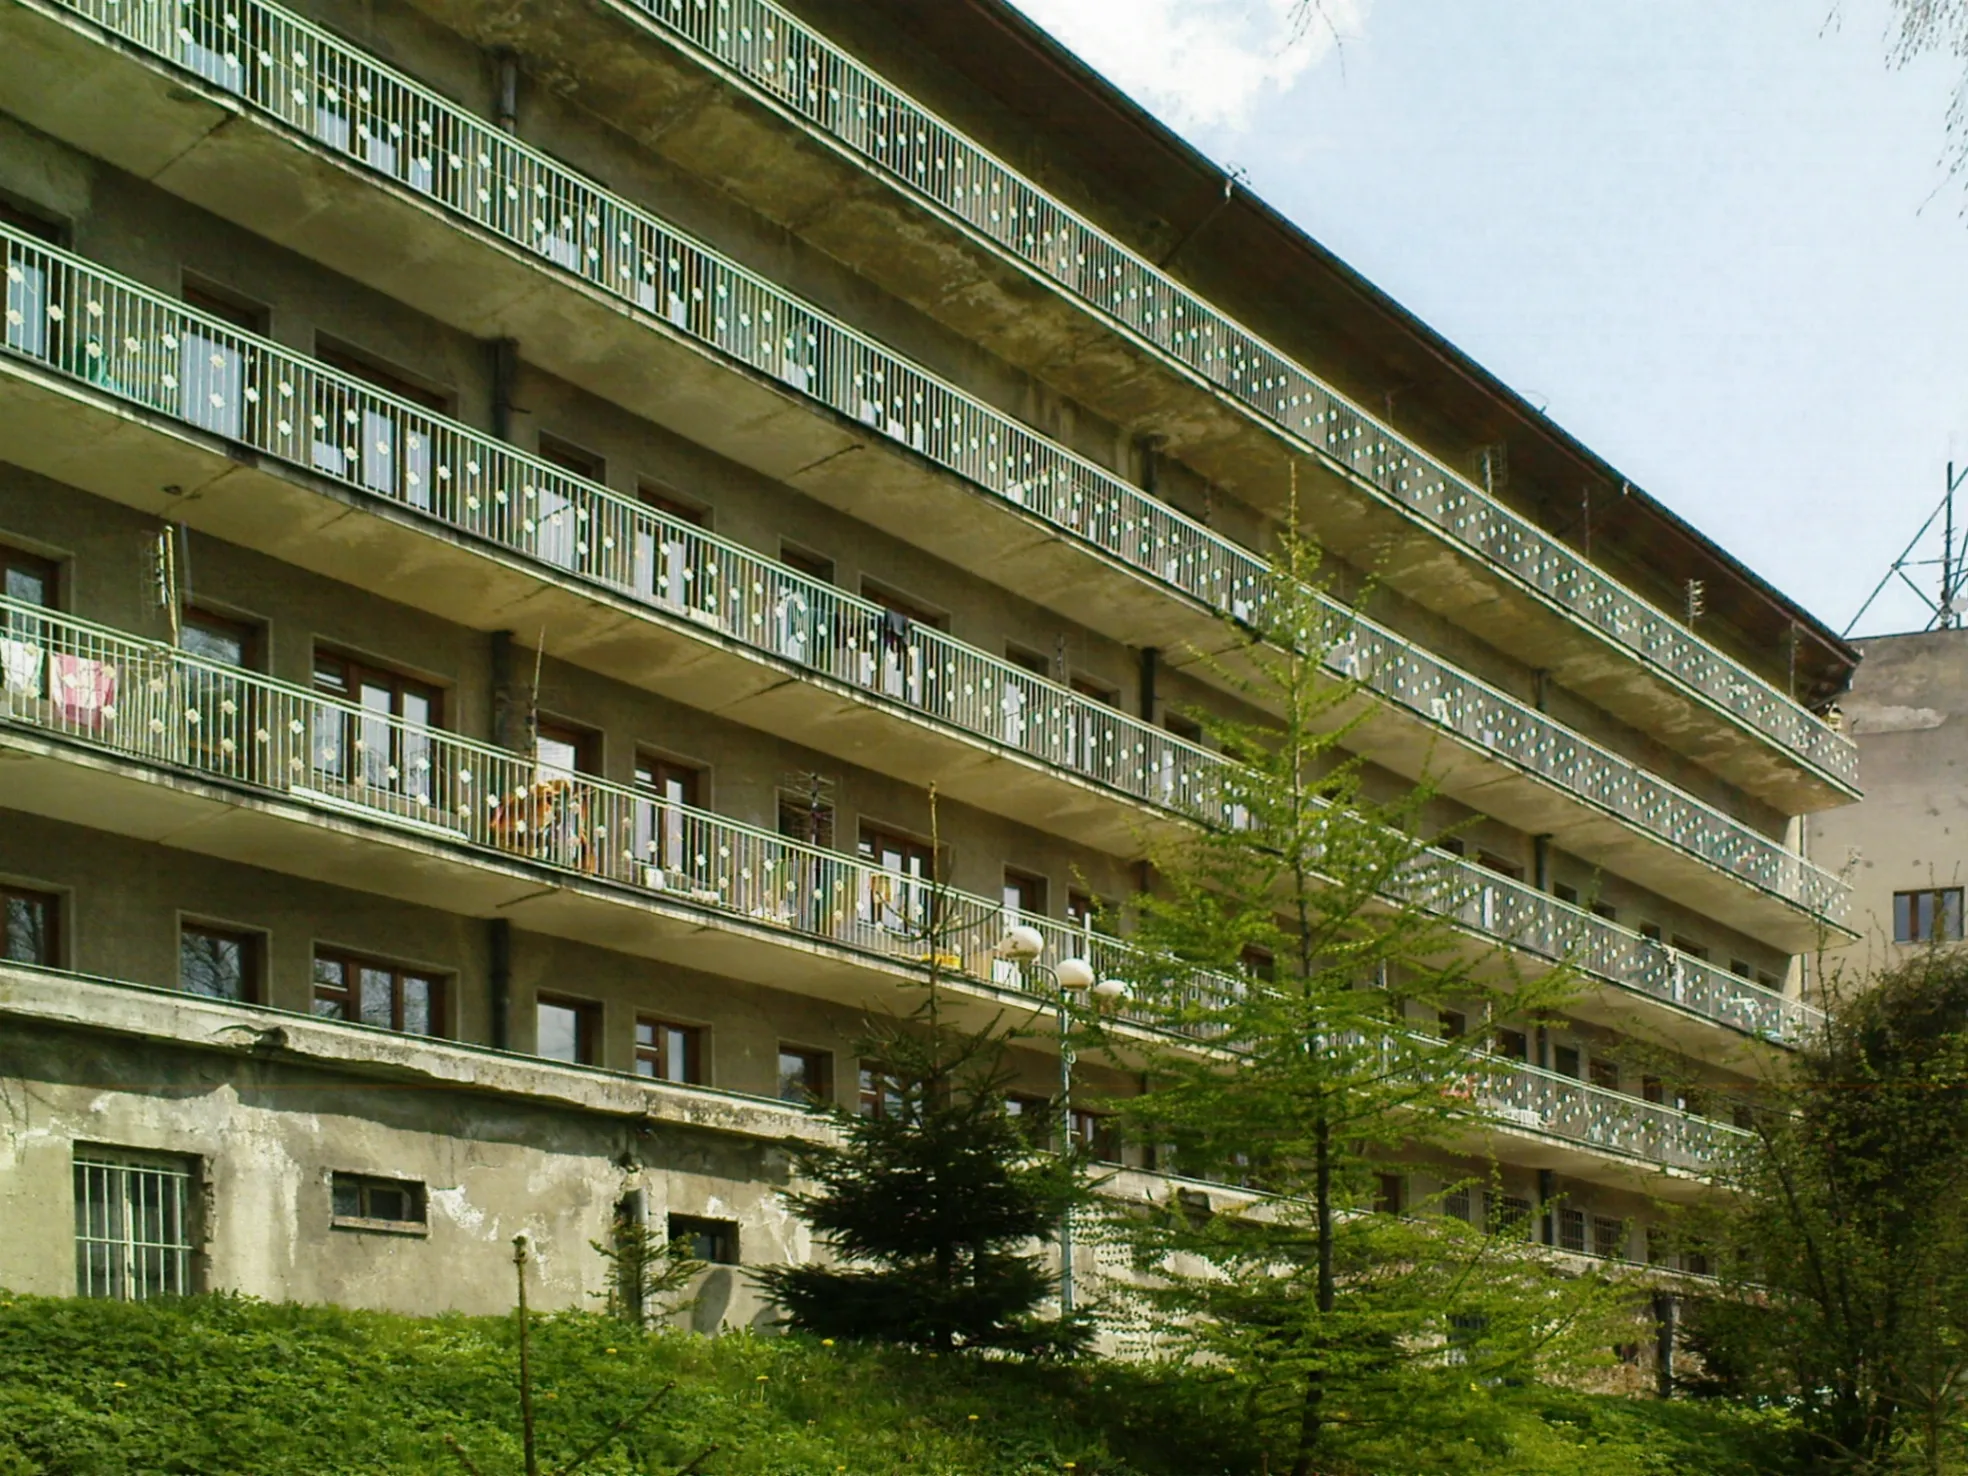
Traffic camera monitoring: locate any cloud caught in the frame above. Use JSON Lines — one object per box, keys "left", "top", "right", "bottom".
{"left": 1004, "top": 0, "right": 1363, "bottom": 133}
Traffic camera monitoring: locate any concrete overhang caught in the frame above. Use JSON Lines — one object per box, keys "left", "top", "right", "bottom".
{"left": 0, "top": 0, "right": 1855, "bottom": 827}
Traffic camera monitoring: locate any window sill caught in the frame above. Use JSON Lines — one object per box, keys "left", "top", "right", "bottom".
{"left": 331, "top": 1215, "right": 429, "bottom": 1237}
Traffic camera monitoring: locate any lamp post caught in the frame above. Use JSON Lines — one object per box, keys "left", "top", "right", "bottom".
{"left": 994, "top": 924, "right": 1128, "bottom": 1316}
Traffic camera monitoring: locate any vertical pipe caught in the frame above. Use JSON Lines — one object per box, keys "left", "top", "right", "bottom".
{"left": 489, "top": 917, "right": 512, "bottom": 1051}
{"left": 1138, "top": 646, "right": 1158, "bottom": 724}
{"left": 1538, "top": 1168, "right": 1556, "bottom": 1247}
{"left": 1058, "top": 992, "right": 1074, "bottom": 1315}
{"left": 1653, "top": 1292, "right": 1678, "bottom": 1397}
{"left": 491, "top": 339, "right": 520, "bottom": 442}
{"left": 1533, "top": 835, "right": 1550, "bottom": 893}
{"left": 491, "top": 629, "right": 516, "bottom": 750}
{"left": 494, "top": 49, "right": 519, "bottom": 134}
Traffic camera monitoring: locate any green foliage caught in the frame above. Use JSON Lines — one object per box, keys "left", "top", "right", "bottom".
{"left": 0, "top": 1293, "right": 1794, "bottom": 1475}
{"left": 591, "top": 1204, "right": 703, "bottom": 1328}
{"left": 1686, "top": 949, "right": 1968, "bottom": 1472}
{"left": 755, "top": 1004, "right": 1091, "bottom": 1356}
{"left": 1093, "top": 512, "right": 1609, "bottom": 1473}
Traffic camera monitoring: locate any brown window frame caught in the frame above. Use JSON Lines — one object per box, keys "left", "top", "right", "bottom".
{"left": 312, "top": 650, "right": 444, "bottom": 728}
{"left": 534, "top": 716, "right": 599, "bottom": 781}
{"left": 314, "top": 340, "right": 451, "bottom": 414}
{"left": 858, "top": 1058, "right": 902, "bottom": 1120}
{"left": 635, "top": 1016, "right": 705, "bottom": 1084}
{"left": 777, "top": 1045, "right": 832, "bottom": 1104}
{"left": 538, "top": 433, "right": 607, "bottom": 485}
{"left": 179, "top": 921, "right": 261, "bottom": 1004}
{"left": 181, "top": 605, "right": 261, "bottom": 671}
{"left": 1588, "top": 1057, "right": 1620, "bottom": 1092}
{"left": 1, "top": 542, "right": 58, "bottom": 613}
{"left": 1, "top": 883, "right": 60, "bottom": 967}
{"left": 1002, "top": 868, "right": 1048, "bottom": 920}
{"left": 1069, "top": 1106, "right": 1122, "bottom": 1166}
{"left": 1895, "top": 887, "right": 1965, "bottom": 944}
{"left": 536, "top": 994, "right": 600, "bottom": 1066}
{"left": 312, "top": 948, "right": 446, "bottom": 1037}
{"left": 330, "top": 1172, "right": 427, "bottom": 1232}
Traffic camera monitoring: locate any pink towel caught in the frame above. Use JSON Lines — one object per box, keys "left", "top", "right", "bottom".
{"left": 52, "top": 655, "right": 116, "bottom": 728}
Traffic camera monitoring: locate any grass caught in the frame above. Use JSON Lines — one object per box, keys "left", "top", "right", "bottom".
{"left": 0, "top": 1293, "right": 1795, "bottom": 1475}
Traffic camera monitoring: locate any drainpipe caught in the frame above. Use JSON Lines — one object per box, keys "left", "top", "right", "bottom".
{"left": 491, "top": 629, "right": 517, "bottom": 750}
{"left": 489, "top": 917, "right": 513, "bottom": 1051}
{"left": 1533, "top": 835, "right": 1551, "bottom": 893}
{"left": 1139, "top": 647, "right": 1158, "bottom": 724}
{"left": 1538, "top": 1168, "right": 1556, "bottom": 1247}
{"left": 491, "top": 339, "right": 520, "bottom": 442}
{"left": 493, "top": 49, "right": 520, "bottom": 134}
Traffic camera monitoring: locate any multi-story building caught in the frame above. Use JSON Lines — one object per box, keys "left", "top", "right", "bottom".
{"left": 0, "top": 0, "right": 1858, "bottom": 1326}
{"left": 1810, "top": 627, "right": 1968, "bottom": 968}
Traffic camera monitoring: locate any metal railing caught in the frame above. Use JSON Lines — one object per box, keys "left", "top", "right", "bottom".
{"left": 604, "top": 0, "right": 1857, "bottom": 793}
{"left": 0, "top": 595, "right": 1819, "bottom": 1078}
{"left": 1479, "top": 1059, "right": 1742, "bottom": 1175}
{"left": 0, "top": 223, "right": 1848, "bottom": 927}
{"left": 32, "top": 0, "right": 1853, "bottom": 801}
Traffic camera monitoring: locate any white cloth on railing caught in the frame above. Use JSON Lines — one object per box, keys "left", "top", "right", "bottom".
{"left": 0, "top": 639, "right": 43, "bottom": 695}
{"left": 51, "top": 655, "right": 116, "bottom": 727}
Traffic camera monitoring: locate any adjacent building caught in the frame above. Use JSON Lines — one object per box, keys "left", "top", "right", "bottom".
{"left": 0, "top": 0, "right": 1858, "bottom": 1328}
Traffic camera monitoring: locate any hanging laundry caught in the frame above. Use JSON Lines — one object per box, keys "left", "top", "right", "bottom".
{"left": 52, "top": 654, "right": 116, "bottom": 728}
{"left": 0, "top": 638, "right": 43, "bottom": 696}
{"left": 880, "top": 606, "right": 911, "bottom": 652}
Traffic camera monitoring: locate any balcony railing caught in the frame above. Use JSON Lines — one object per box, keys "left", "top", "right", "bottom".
{"left": 612, "top": 0, "right": 1858, "bottom": 793}
{"left": 0, "top": 595, "right": 1821, "bottom": 1067}
{"left": 32, "top": 0, "right": 1854, "bottom": 797}
{"left": 0, "top": 224, "right": 1848, "bottom": 927}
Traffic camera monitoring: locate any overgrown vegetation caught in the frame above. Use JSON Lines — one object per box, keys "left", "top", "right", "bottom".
{"left": 0, "top": 1293, "right": 1795, "bottom": 1475}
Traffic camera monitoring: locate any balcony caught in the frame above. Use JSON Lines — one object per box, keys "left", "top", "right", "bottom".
{"left": 0, "top": 223, "right": 1849, "bottom": 948}
{"left": 363, "top": 0, "right": 1852, "bottom": 812}
{"left": 0, "top": 596, "right": 1820, "bottom": 1070}
{"left": 0, "top": 0, "right": 1855, "bottom": 821}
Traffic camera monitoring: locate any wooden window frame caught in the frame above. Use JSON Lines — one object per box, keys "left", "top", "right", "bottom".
{"left": 179, "top": 921, "right": 261, "bottom": 1004}
{"left": 330, "top": 1172, "right": 428, "bottom": 1234}
{"left": 311, "top": 948, "right": 446, "bottom": 1037}
{"left": 180, "top": 277, "right": 268, "bottom": 335}
{"left": 1895, "top": 887, "right": 1966, "bottom": 944}
{"left": 181, "top": 605, "right": 261, "bottom": 671}
{"left": 534, "top": 715, "right": 599, "bottom": 780}
{"left": 858, "top": 1058, "right": 901, "bottom": 1120}
{"left": 538, "top": 433, "right": 607, "bottom": 485}
{"left": 536, "top": 994, "right": 600, "bottom": 1066}
{"left": 312, "top": 649, "right": 444, "bottom": 728}
{"left": 777, "top": 1045, "right": 831, "bottom": 1104}
{"left": 1, "top": 883, "right": 60, "bottom": 967}
{"left": 1, "top": 542, "right": 59, "bottom": 613}
{"left": 668, "top": 1213, "right": 738, "bottom": 1265}
{"left": 313, "top": 339, "right": 451, "bottom": 413}
{"left": 635, "top": 1016, "right": 705, "bottom": 1085}
{"left": 1002, "top": 867, "right": 1048, "bottom": 920}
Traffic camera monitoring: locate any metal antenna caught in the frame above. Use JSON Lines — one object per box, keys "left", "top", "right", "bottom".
{"left": 1844, "top": 462, "right": 1968, "bottom": 637}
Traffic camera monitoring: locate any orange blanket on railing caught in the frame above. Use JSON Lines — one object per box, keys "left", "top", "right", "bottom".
{"left": 487, "top": 778, "right": 596, "bottom": 873}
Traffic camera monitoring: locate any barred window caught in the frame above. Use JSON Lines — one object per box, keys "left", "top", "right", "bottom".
{"left": 74, "top": 1148, "right": 196, "bottom": 1300}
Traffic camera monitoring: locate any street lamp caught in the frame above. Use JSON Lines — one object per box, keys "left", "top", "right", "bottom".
{"left": 994, "top": 927, "right": 1129, "bottom": 1315}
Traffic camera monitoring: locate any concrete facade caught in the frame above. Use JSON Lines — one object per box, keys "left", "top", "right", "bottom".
{"left": 0, "top": 0, "right": 1855, "bottom": 1329}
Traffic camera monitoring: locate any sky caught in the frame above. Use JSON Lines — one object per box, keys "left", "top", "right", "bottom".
{"left": 1003, "top": 0, "right": 1968, "bottom": 641}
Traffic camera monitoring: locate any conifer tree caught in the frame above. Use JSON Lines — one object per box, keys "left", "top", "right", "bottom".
{"left": 757, "top": 792, "right": 1092, "bottom": 1356}
{"left": 1096, "top": 499, "right": 1618, "bottom": 1474}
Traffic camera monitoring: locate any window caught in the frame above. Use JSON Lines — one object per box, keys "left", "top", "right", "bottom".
{"left": 668, "top": 1214, "right": 738, "bottom": 1265}
{"left": 1065, "top": 890, "right": 1104, "bottom": 933}
{"left": 312, "top": 951, "right": 443, "bottom": 1036}
{"left": 635, "top": 1018, "right": 704, "bottom": 1084}
{"left": 1552, "top": 1045, "right": 1581, "bottom": 1079}
{"left": 180, "top": 922, "right": 259, "bottom": 1002}
{"left": 2, "top": 884, "right": 58, "bottom": 966}
{"left": 1438, "top": 1009, "right": 1467, "bottom": 1042}
{"left": 1003, "top": 868, "right": 1048, "bottom": 921}
{"left": 779, "top": 543, "right": 832, "bottom": 584}
{"left": 1069, "top": 1107, "right": 1121, "bottom": 1165}
{"left": 1553, "top": 883, "right": 1579, "bottom": 906}
{"left": 639, "top": 485, "right": 710, "bottom": 609}
{"left": 1729, "top": 959, "right": 1752, "bottom": 979}
{"left": 1374, "top": 1173, "right": 1405, "bottom": 1215}
{"left": 859, "top": 825, "right": 935, "bottom": 934}
{"left": 1005, "top": 1092, "right": 1051, "bottom": 1144}
{"left": 537, "top": 996, "right": 599, "bottom": 1065}
{"left": 777, "top": 787, "right": 835, "bottom": 848}
{"left": 1558, "top": 1207, "right": 1587, "bottom": 1255}
{"left": 310, "top": 341, "right": 449, "bottom": 506}
{"left": 535, "top": 437, "right": 604, "bottom": 570}
{"left": 1, "top": 543, "right": 56, "bottom": 612}
{"left": 1588, "top": 1058, "right": 1620, "bottom": 1092}
{"left": 181, "top": 607, "right": 258, "bottom": 669}
{"left": 858, "top": 1059, "right": 902, "bottom": 1119}
{"left": 1639, "top": 923, "right": 1662, "bottom": 943}
{"left": 634, "top": 755, "right": 701, "bottom": 878}
{"left": 2, "top": 200, "right": 65, "bottom": 360}
{"left": 1641, "top": 1076, "right": 1665, "bottom": 1105}
{"left": 1670, "top": 935, "right": 1710, "bottom": 960}
{"left": 1895, "top": 888, "right": 1965, "bottom": 944}
{"left": 330, "top": 1173, "right": 426, "bottom": 1230}
{"left": 74, "top": 1148, "right": 196, "bottom": 1300}
{"left": 311, "top": 651, "right": 441, "bottom": 804}
{"left": 534, "top": 718, "right": 598, "bottom": 783}
{"left": 1240, "top": 945, "right": 1276, "bottom": 983}
{"left": 180, "top": 281, "right": 266, "bottom": 441}
{"left": 1165, "top": 712, "right": 1204, "bottom": 744}
{"left": 1005, "top": 644, "right": 1051, "bottom": 679}
{"left": 1485, "top": 1192, "right": 1534, "bottom": 1239}
{"left": 1590, "top": 902, "right": 1618, "bottom": 922}
{"left": 778, "top": 1046, "right": 831, "bottom": 1104}
{"left": 1492, "top": 1028, "right": 1529, "bottom": 1062}
{"left": 1443, "top": 1186, "right": 1472, "bottom": 1223}
{"left": 1593, "top": 1216, "right": 1627, "bottom": 1261}
{"left": 862, "top": 585, "right": 942, "bottom": 706}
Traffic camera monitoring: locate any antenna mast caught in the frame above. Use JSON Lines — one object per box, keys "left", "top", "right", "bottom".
{"left": 1843, "top": 462, "right": 1968, "bottom": 637}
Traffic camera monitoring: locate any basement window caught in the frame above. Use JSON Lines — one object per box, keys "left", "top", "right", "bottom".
{"left": 74, "top": 1147, "right": 198, "bottom": 1300}
{"left": 331, "top": 1173, "right": 427, "bottom": 1233}
{"left": 669, "top": 1214, "right": 738, "bottom": 1265}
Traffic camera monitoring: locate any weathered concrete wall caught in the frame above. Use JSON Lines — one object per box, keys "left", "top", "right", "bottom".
{"left": 1811, "top": 629, "right": 1968, "bottom": 966}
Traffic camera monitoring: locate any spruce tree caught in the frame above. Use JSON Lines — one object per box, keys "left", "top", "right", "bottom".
{"left": 757, "top": 792, "right": 1091, "bottom": 1356}
{"left": 1095, "top": 500, "right": 1617, "bottom": 1474}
